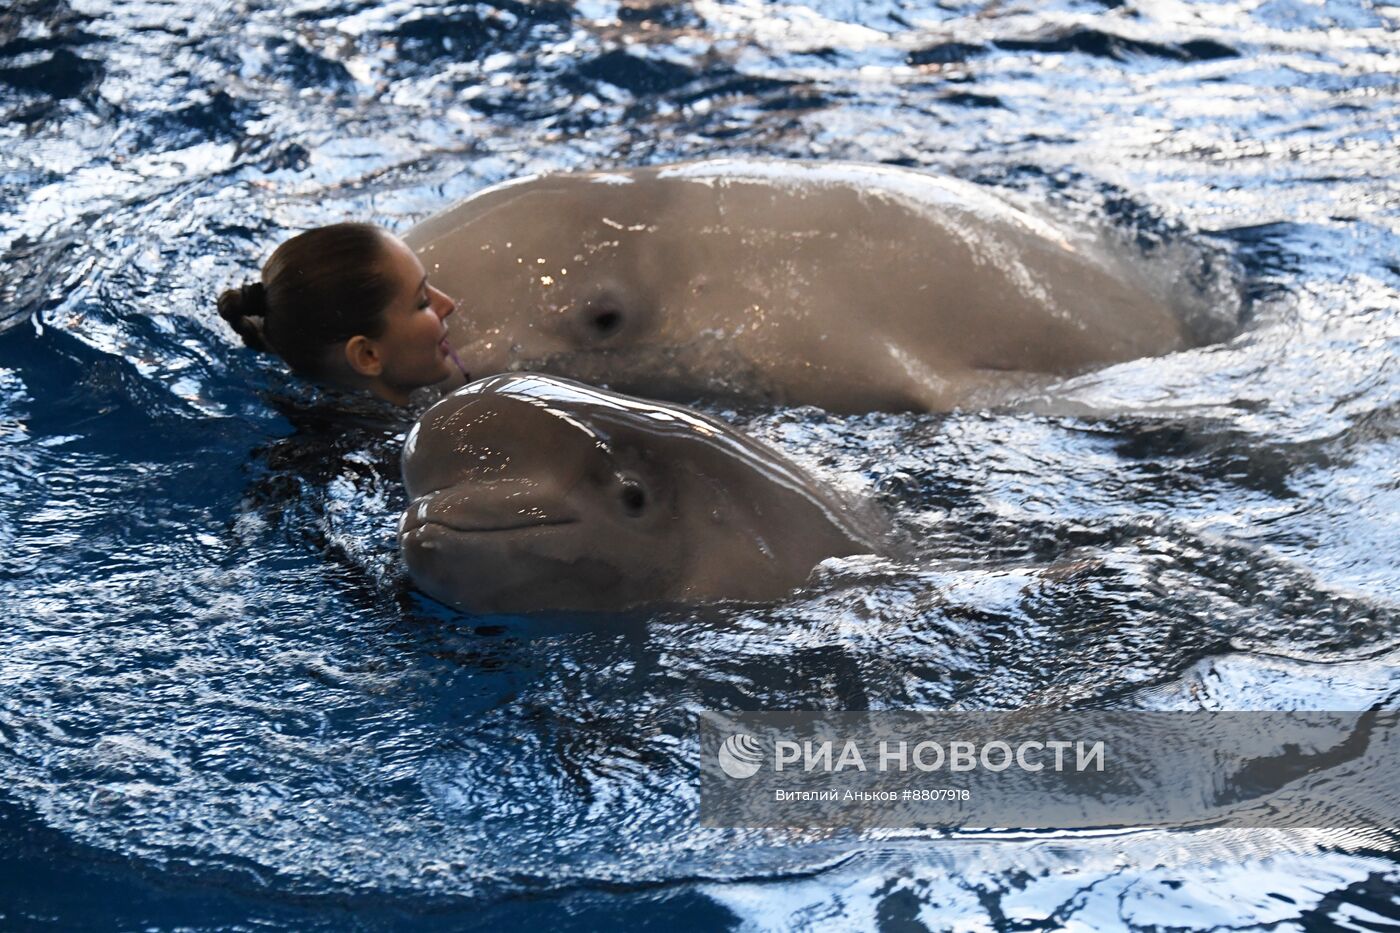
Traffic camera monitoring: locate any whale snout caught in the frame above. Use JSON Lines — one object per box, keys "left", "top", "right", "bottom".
{"left": 399, "top": 483, "right": 579, "bottom": 538}
{"left": 399, "top": 380, "right": 677, "bottom": 612}
{"left": 397, "top": 475, "right": 609, "bottom": 614}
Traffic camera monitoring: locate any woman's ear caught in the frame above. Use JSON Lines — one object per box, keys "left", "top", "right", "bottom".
{"left": 344, "top": 335, "right": 383, "bottom": 376}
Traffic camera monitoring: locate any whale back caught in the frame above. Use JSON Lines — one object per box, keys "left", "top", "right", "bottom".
{"left": 405, "top": 159, "right": 1191, "bottom": 412}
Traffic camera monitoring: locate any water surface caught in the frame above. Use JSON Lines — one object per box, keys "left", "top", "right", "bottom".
{"left": 1, "top": 0, "right": 1398, "bottom": 928}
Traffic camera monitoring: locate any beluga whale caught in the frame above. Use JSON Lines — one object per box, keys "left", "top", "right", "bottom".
{"left": 398, "top": 373, "right": 885, "bottom": 613}
{"left": 404, "top": 159, "right": 1198, "bottom": 413}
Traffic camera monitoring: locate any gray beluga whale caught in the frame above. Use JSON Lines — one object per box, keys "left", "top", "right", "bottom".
{"left": 398, "top": 373, "right": 885, "bottom": 613}
{"left": 404, "top": 159, "right": 1193, "bottom": 413}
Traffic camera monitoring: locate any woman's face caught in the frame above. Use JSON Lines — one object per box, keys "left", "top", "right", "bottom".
{"left": 372, "top": 234, "right": 459, "bottom": 392}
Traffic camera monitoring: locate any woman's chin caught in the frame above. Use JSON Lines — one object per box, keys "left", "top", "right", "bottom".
{"left": 431, "top": 362, "right": 467, "bottom": 390}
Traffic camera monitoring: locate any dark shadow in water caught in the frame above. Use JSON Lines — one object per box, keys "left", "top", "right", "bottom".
{"left": 371, "top": 0, "right": 571, "bottom": 84}
{"left": 573, "top": 48, "right": 702, "bottom": 96}
{"left": 390, "top": 7, "right": 502, "bottom": 64}
{"left": 0, "top": 0, "right": 104, "bottom": 125}
{"left": 619, "top": 2, "right": 702, "bottom": 30}
{"left": 941, "top": 91, "right": 1004, "bottom": 109}
{"left": 1088, "top": 417, "right": 1321, "bottom": 499}
{"left": 140, "top": 89, "right": 267, "bottom": 150}
{"left": 1294, "top": 870, "right": 1400, "bottom": 930}
{"left": 259, "top": 35, "right": 354, "bottom": 89}
{"left": 678, "top": 74, "right": 807, "bottom": 107}
{"left": 907, "top": 41, "right": 989, "bottom": 66}
{"left": 0, "top": 793, "right": 741, "bottom": 931}
{"left": 1204, "top": 221, "right": 1307, "bottom": 307}
{"left": 995, "top": 29, "right": 1238, "bottom": 63}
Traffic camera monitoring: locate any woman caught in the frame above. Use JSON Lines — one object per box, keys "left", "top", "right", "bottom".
{"left": 218, "top": 223, "right": 462, "bottom": 406}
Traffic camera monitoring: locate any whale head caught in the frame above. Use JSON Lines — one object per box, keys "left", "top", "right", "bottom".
{"left": 398, "top": 374, "right": 880, "bottom": 613}
{"left": 404, "top": 174, "right": 681, "bottom": 388}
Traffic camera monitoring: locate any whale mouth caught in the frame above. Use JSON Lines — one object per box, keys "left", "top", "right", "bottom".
{"left": 408, "top": 517, "right": 579, "bottom": 536}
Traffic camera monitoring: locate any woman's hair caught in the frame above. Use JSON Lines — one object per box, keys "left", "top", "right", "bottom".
{"left": 217, "top": 222, "right": 398, "bottom": 377}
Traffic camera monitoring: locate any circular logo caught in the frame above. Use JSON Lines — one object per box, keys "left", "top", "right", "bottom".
{"left": 718, "top": 733, "right": 764, "bottom": 779}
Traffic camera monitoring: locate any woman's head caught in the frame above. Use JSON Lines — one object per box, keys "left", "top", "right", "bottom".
{"left": 218, "top": 223, "right": 458, "bottom": 405}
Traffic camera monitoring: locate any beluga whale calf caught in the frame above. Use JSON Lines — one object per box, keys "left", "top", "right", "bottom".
{"left": 398, "top": 373, "right": 885, "bottom": 613}
{"left": 405, "top": 159, "right": 1198, "bottom": 413}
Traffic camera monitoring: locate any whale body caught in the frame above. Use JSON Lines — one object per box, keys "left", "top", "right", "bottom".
{"left": 405, "top": 159, "right": 1193, "bottom": 413}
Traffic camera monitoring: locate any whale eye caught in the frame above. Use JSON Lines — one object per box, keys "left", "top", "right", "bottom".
{"left": 588, "top": 307, "right": 623, "bottom": 338}
{"left": 620, "top": 480, "right": 647, "bottom": 516}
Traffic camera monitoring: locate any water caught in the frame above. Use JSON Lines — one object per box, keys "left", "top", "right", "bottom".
{"left": 2, "top": 0, "right": 1398, "bottom": 928}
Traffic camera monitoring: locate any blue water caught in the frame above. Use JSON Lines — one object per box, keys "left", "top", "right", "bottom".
{"left": 2, "top": 0, "right": 1399, "bottom": 929}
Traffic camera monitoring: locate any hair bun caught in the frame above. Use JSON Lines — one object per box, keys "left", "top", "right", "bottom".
{"left": 217, "top": 281, "right": 271, "bottom": 352}
{"left": 239, "top": 281, "right": 268, "bottom": 317}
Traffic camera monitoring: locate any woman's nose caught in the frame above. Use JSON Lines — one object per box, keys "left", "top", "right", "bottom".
{"left": 434, "top": 287, "right": 457, "bottom": 320}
